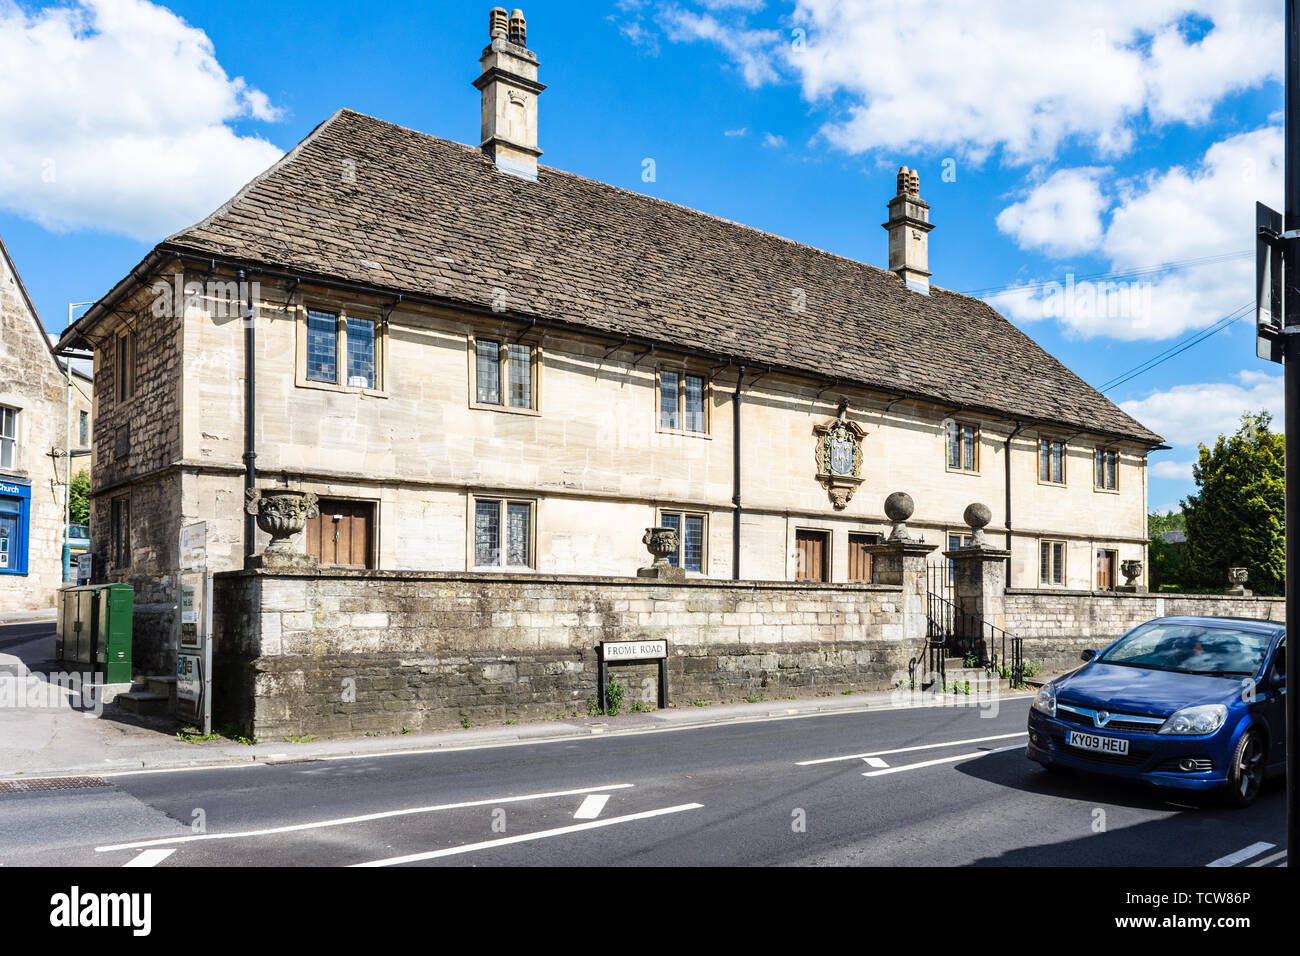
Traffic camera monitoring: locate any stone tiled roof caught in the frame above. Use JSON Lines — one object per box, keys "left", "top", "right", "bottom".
{"left": 165, "top": 109, "right": 1161, "bottom": 444}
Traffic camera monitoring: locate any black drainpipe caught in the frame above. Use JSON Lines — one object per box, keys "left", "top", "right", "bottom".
{"left": 241, "top": 270, "right": 258, "bottom": 565}
{"left": 1005, "top": 420, "right": 1025, "bottom": 579}
{"left": 732, "top": 366, "right": 745, "bottom": 580}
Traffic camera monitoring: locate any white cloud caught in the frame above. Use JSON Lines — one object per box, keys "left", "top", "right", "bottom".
{"left": 649, "top": 1, "right": 1280, "bottom": 164}
{"left": 993, "top": 126, "right": 1282, "bottom": 339}
{"left": 724, "top": 127, "right": 749, "bottom": 137}
{"left": 1120, "top": 370, "right": 1283, "bottom": 448}
{"left": 996, "top": 168, "right": 1109, "bottom": 257}
{"left": 1149, "top": 459, "right": 1196, "bottom": 481}
{"left": 0, "top": 0, "right": 284, "bottom": 240}
{"left": 762, "top": 132, "right": 786, "bottom": 148}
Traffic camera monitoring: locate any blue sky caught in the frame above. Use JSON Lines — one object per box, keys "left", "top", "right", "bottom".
{"left": 0, "top": 0, "right": 1287, "bottom": 513}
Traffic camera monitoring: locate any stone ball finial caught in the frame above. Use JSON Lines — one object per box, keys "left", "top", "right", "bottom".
{"left": 884, "top": 491, "right": 914, "bottom": 522}
{"left": 884, "top": 491, "right": 916, "bottom": 543}
{"left": 963, "top": 502, "right": 991, "bottom": 548}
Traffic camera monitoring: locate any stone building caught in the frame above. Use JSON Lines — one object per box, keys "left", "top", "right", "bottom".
{"left": 0, "top": 236, "right": 94, "bottom": 613}
{"left": 58, "top": 9, "right": 1162, "bottom": 677}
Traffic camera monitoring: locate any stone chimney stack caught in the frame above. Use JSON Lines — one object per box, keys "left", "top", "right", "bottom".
{"left": 882, "top": 166, "right": 934, "bottom": 294}
{"left": 473, "top": 7, "right": 545, "bottom": 181}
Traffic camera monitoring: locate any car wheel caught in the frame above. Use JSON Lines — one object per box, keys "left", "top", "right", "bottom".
{"left": 1220, "top": 729, "right": 1266, "bottom": 808}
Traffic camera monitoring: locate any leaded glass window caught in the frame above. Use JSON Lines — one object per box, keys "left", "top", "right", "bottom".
{"left": 474, "top": 498, "right": 533, "bottom": 568}
{"left": 947, "top": 422, "right": 977, "bottom": 471}
{"left": 660, "top": 371, "right": 680, "bottom": 429}
{"left": 1095, "top": 448, "right": 1118, "bottom": 490}
{"left": 476, "top": 339, "right": 501, "bottom": 405}
{"left": 507, "top": 343, "right": 532, "bottom": 408}
{"left": 660, "top": 511, "right": 704, "bottom": 573}
{"left": 474, "top": 499, "right": 500, "bottom": 566}
{"left": 306, "top": 310, "right": 338, "bottom": 383}
{"left": 1039, "top": 438, "right": 1066, "bottom": 484}
{"left": 346, "top": 317, "right": 376, "bottom": 389}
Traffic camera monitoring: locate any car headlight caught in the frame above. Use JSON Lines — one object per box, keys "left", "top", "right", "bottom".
{"left": 1158, "top": 704, "right": 1227, "bottom": 736}
{"left": 1032, "top": 683, "right": 1057, "bottom": 717}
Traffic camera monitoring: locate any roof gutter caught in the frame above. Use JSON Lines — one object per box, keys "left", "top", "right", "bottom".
{"left": 58, "top": 244, "right": 1166, "bottom": 449}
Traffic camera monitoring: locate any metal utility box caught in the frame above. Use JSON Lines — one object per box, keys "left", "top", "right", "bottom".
{"left": 56, "top": 583, "right": 133, "bottom": 683}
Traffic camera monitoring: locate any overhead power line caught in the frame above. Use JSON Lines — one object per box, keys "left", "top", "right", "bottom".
{"left": 1095, "top": 301, "right": 1255, "bottom": 394}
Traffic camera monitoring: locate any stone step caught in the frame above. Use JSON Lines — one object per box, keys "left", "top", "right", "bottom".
{"left": 117, "top": 691, "right": 171, "bottom": 716}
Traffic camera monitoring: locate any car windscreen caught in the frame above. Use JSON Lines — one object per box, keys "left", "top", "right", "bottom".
{"left": 1098, "top": 622, "right": 1274, "bottom": 677}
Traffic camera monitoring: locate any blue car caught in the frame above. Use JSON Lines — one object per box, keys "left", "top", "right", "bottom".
{"left": 1027, "top": 616, "right": 1286, "bottom": 806}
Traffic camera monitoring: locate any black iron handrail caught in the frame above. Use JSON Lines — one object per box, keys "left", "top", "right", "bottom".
{"left": 924, "top": 591, "right": 1025, "bottom": 690}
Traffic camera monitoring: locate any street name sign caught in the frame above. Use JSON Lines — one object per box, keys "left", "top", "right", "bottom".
{"left": 601, "top": 639, "right": 668, "bottom": 662}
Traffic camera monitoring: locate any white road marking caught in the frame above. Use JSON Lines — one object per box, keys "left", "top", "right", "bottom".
{"left": 1207, "top": 842, "right": 1276, "bottom": 867}
{"left": 862, "top": 744, "right": 1024, "bottom": 777}
{"left": 862, "top": 757, "right": 889, "bottom": 768}
{"left": 1248, "top": 849, "right": 1288, "bottom": 867}
{"left": 573, "top": 794, "right": 610, "bottom": 819}
{"left": 122, "top": 848, "right": 175, "bottom": 867}
{"left": 799, "top": 732, "right": 1027, "bottom": 766}
{"left": 94, "top": 783, "right": 635, "bottom": 853}
{"left": 351, "top": 803, "right": 704, "bottom": 866}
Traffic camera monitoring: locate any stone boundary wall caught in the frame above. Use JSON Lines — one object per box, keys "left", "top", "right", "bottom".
{"left": 212, "top": 570, "right": 911, "bottom": 738}
{"left": 1005, "top": 589, "right": 1285, "bottom": 676}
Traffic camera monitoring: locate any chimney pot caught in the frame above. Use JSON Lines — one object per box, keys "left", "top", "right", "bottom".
{"left": 882, "top": 166, "right": 934, "bottom": 294}
{"left": 508, "top": 9, "right": 527, "bottom": 47}
{"left": 489, "top": 7, "right": 508, "bottom": 41}
{"left": 474, "top": 6, "right": 544, "bottom": 180}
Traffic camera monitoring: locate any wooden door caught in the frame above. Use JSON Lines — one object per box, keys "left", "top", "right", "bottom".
{"left": 795, "top": 530, "right": 829, "bottom": 582}
{"left": 847, "top": 533, "right": 875, "bottom": 583}
{"left": 1095, "top": 549, "right": 1116, "bottom": 591}
{"left": 306, "top": 498, "right": 375, "bottom": 568}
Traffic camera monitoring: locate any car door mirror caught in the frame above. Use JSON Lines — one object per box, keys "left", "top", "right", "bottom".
{"left": 1080, "top": 649, "right": 1099, "bottom": 662}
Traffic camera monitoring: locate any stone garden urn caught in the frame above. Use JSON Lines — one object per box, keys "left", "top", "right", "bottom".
{"left": 637, "top": 526, "right": 684, "bottom": 581}
{"left": 245, "top": 488, "right": 319, "bottom": 568}
{"left": 1227, "top": 567, "right": 1251, "bottom": 596}
{"left": 1121, "top": 559, "right": 1143, "bottom": 587}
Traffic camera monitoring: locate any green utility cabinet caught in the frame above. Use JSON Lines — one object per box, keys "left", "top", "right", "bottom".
{"left": 56, "top": 583, "right": 133, "bottom": 683}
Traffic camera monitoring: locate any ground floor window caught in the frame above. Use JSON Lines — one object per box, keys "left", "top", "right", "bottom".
{"left": 1039, "top": 539, "right": 1066, "bottom": 586}
{"left": 795, "top": 528, "right": 829, "bottom": 582}
{"left": 0, "top": 480, "right": 30, "bottom": 574}
{"left": 474, "top": 497, "right": 533, "bottom": 568}
{"left": 306, "top": 498, "right": 375, "bottom": 569}
{"left": 847, "top": 532, "right": 879, "bottom": 583}
{"left": 659, "top": 511, "right": 705, "bottom": 572}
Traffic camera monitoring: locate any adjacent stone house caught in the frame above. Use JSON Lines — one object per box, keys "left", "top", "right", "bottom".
{"left": 0, "top": 236, "right": 93, "bottom": 612}
{"left": 57, "top": 9, "right": 1162, "bottom": 676}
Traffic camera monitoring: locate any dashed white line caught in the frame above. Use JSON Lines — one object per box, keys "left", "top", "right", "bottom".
{"left": 1207, "top": 842, "right": 1276, "bottom": 867}
{"left": 94, "top": 783, "right": 635, "bottom": 853}
{"left": 862, "top": 744, "right": 1024, "bottom": 777}
{"left": 798, "top": 732, "right": 1027, "bottom": 766}
{"left": 351, "top": 803, "right": 705, "bottom": 866}
{"left": 573, "top": 794, "right": 610, "bottom": 819}
{"left": 122, "top": 848, "right": 175, "bottom": 867}
{"left": 862, "top": 757, "right": 889, "bottom": 768}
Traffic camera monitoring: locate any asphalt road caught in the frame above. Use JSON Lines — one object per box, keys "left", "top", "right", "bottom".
{"left": 0, "top": 696, "right": 1286, "bottom": 867}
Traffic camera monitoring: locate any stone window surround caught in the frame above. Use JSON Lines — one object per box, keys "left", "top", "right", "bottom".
{"left": 0, "top": 403, "right": 18, "bottom": 472}
{"left": 1093, "top": 446, "right": 1120, "bottom": 494}
{"left": 1036, "top": 434, "right": 1068, "bottom": 487}
{"left": 1038, "top": 536, "right": 1067, "bottom": 587}
{"left": 467, "top": 493, "right": 538, "bottom": 570}
{"left": 115, "top": 326, "right": 136, "bottom": 404}
{"left": 944, "top": 419, "right": 980, "bottom": 475}
{"left": 467, "top": 333, "right": 542, "bottom": 416}
{"left": 656, "top": 507, "right": 708, "bottom": 574}
{"left": 293, "top": 299, "right": 389, "bottom": 397}
{"left": 655, "top": 363, "right": 712, "bottom": 438}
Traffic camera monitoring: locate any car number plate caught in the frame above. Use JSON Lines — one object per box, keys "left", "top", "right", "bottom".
{"left": 1067, "top": 730, "right": 1129, "bottom": 755}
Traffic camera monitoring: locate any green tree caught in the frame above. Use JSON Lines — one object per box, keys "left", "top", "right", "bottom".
{"left": 1147, "top": 509, "right": 1187, "bottom": 591}
{"left": 1183, "top": 411, "right": 1284, "bottom": 595}
{"left": 69, "top": 469, "right": 90, "bottom": 525}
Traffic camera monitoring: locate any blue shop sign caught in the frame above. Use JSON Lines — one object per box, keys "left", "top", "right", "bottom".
{"left": 0, "top": 479, "right": 31, "bottom": 575}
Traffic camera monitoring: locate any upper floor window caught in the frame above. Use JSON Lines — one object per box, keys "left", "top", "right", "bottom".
{"left": 660, "top": 510, "right": 705, "bottom": 573}
{"left": 116, "top": 329, "right": 135, "bottom": 402}
{"left": 472, "top": 338, "right": 537, "bottom": 411}
{"left": 0, "top": 406, "right": 16, "bottom": 470}
{"left": 78, "top": 410, "right": 88, "bottom": 448}
{"left": 1039, "top": 438, "right": 1066, "bottom": 485}
{"left": 1094, "top": 448, "right": 1118, "bottom": 491}
{"left": 659, "top": 370, "right": 708, "bottom": 435}
{"left": 300, "top": 307, "right": 383, "bottom": 392}
{"left": 946, "top": 422, "right": 978, "bottom": 473}
{"left": 111, "top": 495, "right": 131, "bottom": 569}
